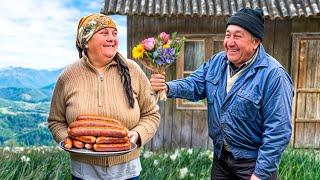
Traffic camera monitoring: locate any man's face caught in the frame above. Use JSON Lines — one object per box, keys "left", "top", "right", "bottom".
{"left": 223, "top": 25, "right": 260, "bottom": 67}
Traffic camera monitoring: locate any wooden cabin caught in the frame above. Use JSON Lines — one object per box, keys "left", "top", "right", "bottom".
{"left": 102, "top": 0, "right": 320, "bottom": 150}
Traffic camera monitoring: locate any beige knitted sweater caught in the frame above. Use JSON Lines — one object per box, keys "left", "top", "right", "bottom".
{"left": 48, "top": 54, "right": 160, "bottom": 167}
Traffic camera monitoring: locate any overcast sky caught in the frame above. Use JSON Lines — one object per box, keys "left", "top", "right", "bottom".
{"left": 0, "top": 0, "right": 127, "bottom": 70}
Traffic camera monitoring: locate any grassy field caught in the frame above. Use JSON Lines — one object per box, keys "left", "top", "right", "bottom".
{"left": 0, "top": 146, "right": 319, "bottom": 180}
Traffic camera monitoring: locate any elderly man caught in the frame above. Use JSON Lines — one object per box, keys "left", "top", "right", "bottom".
{"left": 150, "top": 8, "right": 293, "bottom": 180}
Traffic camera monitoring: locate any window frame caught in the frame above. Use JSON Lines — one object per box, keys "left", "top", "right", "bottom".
{"left": 176, "top": 34, "right": 225, "bottom": 110}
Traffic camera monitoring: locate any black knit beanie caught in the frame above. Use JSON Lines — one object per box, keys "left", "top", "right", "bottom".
{"left": 226, "top": 8, "right": 265, "bottom": 41}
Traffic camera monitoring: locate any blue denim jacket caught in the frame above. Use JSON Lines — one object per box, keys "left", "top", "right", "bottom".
{"left": 167, "top": 45, "right": 293, "bottom": 179}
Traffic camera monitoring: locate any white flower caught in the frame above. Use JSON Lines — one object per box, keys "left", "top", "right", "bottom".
{"left": 208, "top": 152, "right": 214, "bottom": 160}
{"left": 143, "top": 151, "right": 153, "bottom": 158}
{"left": 170, "top": 153, "right": 177, "bottom": 161}
{"left": 12, "top": 147, "right": 24, "bottom": 153}
{"left": 3, "top": 147, "right": 10, "bottom": 152}
{"left": 163, "top": 153, "right": 168, "bottom": 159}
{"left": 187, "top": 148, "right": 193, "bottom": 155}
{"left": 179, "top": 167, "right": 188, "bottom": 179}
{"left": 153, "top": 160, "right": 159, "bottom": 166}
{"left": 174, "top": 149, "right": 180, "bottom": 155}
{"left": 21, "top": 155, "right": 30, "bottom": 162}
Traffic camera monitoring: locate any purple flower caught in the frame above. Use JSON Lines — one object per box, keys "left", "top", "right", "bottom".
{"left": 155, "top": 57, "right": 164, "bottom": 65}
{"left": 161, "top": 48, "right": 175, "bottom": 64}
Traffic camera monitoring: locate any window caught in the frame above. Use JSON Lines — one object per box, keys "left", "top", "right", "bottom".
{"left": 176, "top": 34, "right": 225, "bottom": 110}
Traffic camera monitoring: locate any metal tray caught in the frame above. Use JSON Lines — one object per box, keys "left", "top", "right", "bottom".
{"left": 59, "top": 141, "right": 137, "bottom": 157}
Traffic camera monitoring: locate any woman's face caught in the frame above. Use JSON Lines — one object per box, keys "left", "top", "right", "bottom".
{"left": 87, "top": 27, "right": 118, "bottom": 62}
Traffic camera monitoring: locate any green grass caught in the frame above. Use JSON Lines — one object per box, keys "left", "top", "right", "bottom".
{"left": 0, "top": 147, "right": 319, "bottom": 180}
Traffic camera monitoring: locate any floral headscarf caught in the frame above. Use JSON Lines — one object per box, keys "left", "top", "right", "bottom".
{"left": 76, "top": 13, "right": 117, "bottom": 50}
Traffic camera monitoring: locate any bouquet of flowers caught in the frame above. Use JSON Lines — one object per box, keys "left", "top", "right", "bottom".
{"left": 132, "top": 32, "right": 185, "bottom": 101}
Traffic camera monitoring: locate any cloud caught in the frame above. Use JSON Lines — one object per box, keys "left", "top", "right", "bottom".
{"left": 0, "top": 0, "right": 127, "bottom": 70}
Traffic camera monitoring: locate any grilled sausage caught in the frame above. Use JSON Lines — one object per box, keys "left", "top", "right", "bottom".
{"left": 68, "top": 126, "right": 128, "bottom": 138}
{"left": 69, "top": 120, "right": 122, "bottom": 129}
{"left": 71, "top": 136, "right": 96, "bottom": 144}
{"left": 64, "top": 137, "right": 73, "bottom": 149}
{"left": 84, "top": 143, "right": 93, "bottom": 150}
{"left": 93, "top": 142, "right": 131, "bottom": 152}
{"left": 76, "top": 115, "right": 122, "bottom": 125}
{"left": 72, "top": 139, "right": 85, "bottom": 149}
{"left": 96, "top": 136, "right": 129, "bottom": 144}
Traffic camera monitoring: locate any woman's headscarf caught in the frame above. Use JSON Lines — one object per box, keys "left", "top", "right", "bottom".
{"left": 76, "top": 14, "right": 117, "bottom": 55}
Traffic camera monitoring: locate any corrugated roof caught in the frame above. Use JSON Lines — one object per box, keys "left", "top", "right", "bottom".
{"left": 101, "top": 0, "right": 320, "bottom": 19}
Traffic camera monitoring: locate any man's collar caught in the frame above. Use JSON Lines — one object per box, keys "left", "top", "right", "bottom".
{"left": 227, "top": 47, "right": 259, "bottom": 77}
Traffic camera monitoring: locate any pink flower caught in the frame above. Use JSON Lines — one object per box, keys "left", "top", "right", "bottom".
{"left": 141, "top": 37, "right": 156, "bottom": 51}
{"left": 160, "top": 32, "right": 170, "bottom": 44}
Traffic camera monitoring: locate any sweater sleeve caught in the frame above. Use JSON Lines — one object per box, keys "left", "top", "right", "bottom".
{"left": 47, "top": 77, "right": 68, "bottom": 143}
{"left": 131, "top": 64, "right": 160, "bottom": 146}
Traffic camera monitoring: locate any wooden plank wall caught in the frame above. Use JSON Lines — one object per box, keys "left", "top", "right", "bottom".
{"left": 291, "top": 18, "right": 320, "bottom": 149}
{"left": 293, "top": 38, "right": 320, "bottom": 148}
{"left": 128, "top": 16, "right": 320, "bottom": 150}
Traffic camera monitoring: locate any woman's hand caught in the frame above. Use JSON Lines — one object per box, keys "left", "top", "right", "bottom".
{"left": 150, "top": 74, "right": 167, "bottom": 92}
{"left": 128, "top": 130, "right": 139, "bottom": 144}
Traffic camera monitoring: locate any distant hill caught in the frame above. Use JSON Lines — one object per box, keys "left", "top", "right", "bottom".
{"left": 0, "top": 67, "right": 63, "bottom": 102}
{"left": 0, "top": 66, "right": 63, "bottom": 146}
{"left": 0, "top": 87, "right": 50, "bottom": 102}
{"left": 0, "top": 66, "right": 63, "bottom": 89}
{"left": 0, "top": 98, "right": 52, "bottom": 146}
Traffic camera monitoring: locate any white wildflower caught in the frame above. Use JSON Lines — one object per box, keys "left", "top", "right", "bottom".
{"left": 143, "top": 151, "right": 153, "bottom": 158}
{"left": 21, "top": 155, "right": 30, "bottom": 162}
{"left": 19, "top": 147, "right": 25, "bottom": 152}
{"left": 179, "top": 167, "right": 188, "bottom": 179}
{"left": 187, "top": 148, "right": 193, "bottom": 155}
{"left": 12, "top": 147, "right": 24, "bottom": 153}
{"left": 174, "top": 149, "right": 180, "bottom": 155}
{"left": 153, "top": 160, "right": 159, "bottom": 166}
{"left": 3, "top": 146, "right": 10, "bottom": 152}
{"left": 163, "top": 153, "right": 168, "bottom": 159}
{"left": 170, "top": 153, "right": 177, "bottom": 161}
{"left": 199, "top": 151, "right": 205, "bottom": 157}
{"left": 208, "top": 152, "right": 214, "bottom": 160}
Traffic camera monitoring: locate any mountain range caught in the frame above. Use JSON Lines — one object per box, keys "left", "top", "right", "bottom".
{"left": 0, "top": 66, "right": 63, "bottom": 102}
{"left": 0, "top": 66, "right": 64, "bottom": 146}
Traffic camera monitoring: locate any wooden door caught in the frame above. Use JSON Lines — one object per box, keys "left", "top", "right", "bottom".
{"left": 292, "top": 34, "right": 320, "bottom": 148}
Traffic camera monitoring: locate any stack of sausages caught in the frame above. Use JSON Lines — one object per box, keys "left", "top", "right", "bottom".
{"left": 63, "top": 115, "right": 131, "bottom": 152}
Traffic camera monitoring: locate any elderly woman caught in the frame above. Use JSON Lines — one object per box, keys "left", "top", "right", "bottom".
{"left": 48, "top": 14, "right": 160, "bottom": 180}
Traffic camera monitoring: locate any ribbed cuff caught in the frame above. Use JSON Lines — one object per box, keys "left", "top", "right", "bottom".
{"left": 132, "top": 125, "right": 151, "bottom": 147}
{"left": 54, "top": 129, "right": 68, "bottom": 143}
